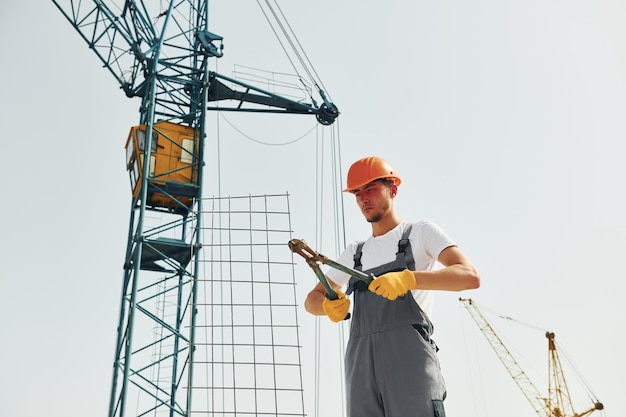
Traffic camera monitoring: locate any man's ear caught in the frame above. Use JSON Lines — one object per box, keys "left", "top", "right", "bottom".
{"left": 390, "top": 184, "right": 398, "bottom": 197}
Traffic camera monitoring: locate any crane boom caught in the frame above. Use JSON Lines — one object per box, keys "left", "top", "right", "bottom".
{"left": 460, "top": 298, "right": 604, "bottom": 417}
{"left": 459, "top": 298, "right": 551, "bottom": 417}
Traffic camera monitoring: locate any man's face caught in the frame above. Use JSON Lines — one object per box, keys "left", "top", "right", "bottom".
{"left": 352, "top": 180, "right": 394, "bottom": 223}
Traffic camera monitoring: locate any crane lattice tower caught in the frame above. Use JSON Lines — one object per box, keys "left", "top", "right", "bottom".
{"left": 51, "top": 1, "right": 338, "bottom": 416}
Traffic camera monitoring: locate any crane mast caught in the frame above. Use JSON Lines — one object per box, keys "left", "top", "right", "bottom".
{"left": 459, "top": 298, "right": 603, "bottom": 417}
{"left": 547, "top": 331, "right": 575, "bottom": 417}
{"left": 51, "top": 2, "right": 338, "bottom": 417}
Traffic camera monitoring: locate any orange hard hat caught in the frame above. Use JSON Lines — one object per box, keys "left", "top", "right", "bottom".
{"left": 343, "top": 156, "right": 401, "bottom": 193}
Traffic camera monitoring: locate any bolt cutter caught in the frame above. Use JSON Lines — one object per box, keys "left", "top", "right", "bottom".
{"left": 288, "top": 238, "right": 375, "bottom": 300}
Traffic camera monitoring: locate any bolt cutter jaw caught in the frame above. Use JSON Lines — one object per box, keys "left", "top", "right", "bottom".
{"left": 288, "top": 239, "right": 337, "bottom": 299}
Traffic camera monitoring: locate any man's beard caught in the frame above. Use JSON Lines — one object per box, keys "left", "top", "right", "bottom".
{"left": 366, "top": 213, "right": 383, "bottom": 223}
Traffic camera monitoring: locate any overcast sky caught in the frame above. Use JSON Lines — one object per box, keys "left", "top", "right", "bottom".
{"left": 1, "top": 1, "right": 624, "bottom": 416}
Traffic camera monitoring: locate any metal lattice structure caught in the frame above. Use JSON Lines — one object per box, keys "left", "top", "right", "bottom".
{"left": 193, "top": 193, "right": 305, "bottom": 416}
{"left": 50, "top": 1, "right": 337, "bottom": 417}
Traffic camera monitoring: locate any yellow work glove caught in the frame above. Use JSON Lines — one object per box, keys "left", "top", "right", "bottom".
{"left": 368, "top": 269, "right": 417, "bottom": 300}
{"left": 322, "top": 290, "right": 350, "bottom": 322}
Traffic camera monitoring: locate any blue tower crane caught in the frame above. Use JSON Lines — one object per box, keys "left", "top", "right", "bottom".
{"left": 50, "top": 2, "right": 338, "bottom": 417}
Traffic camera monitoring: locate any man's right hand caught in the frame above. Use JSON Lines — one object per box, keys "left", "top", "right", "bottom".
{"left": 322, "top": 290, "right": 350, "bottom": 322}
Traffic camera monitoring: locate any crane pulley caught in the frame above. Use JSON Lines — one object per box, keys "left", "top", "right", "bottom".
{"left": 459, "top": 298, "right": 604, "bottom": 417}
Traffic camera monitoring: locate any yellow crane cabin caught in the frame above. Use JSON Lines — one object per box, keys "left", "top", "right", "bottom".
{"left": 124, "top": 121, "right": 198, "bottom": 211}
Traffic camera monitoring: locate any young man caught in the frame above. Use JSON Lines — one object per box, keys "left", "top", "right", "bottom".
{"left": 304, "top": 156, "right": 480, "bottom": 417}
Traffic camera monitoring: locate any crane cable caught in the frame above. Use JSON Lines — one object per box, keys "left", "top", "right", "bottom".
{"left": 312, "top": 121, "right": 347, "bottom": 417}
{"left": 458, "top": 304, "right": 489, "bottom": 417}
{"left": 218, "top": 112, "right": 317, "bottom": 146}
{"left": 554, "top": 340, "right": 603, "bottom": 405}
{"left": 255, "top": 0, "right": 332, "bottom": 102}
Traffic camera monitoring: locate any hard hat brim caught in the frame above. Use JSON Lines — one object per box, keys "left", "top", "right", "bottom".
{"left": 343, "top": 176, "right": 401, "bottom": 193}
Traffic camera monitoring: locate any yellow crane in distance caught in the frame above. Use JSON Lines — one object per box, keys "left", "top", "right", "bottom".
{"left": 459, "top": 298, "right": 604, "bottom": 417}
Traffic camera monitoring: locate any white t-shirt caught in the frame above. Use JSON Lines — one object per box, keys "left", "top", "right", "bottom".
{"left": 326, "top": 220, "right": 456, "bottom": 318}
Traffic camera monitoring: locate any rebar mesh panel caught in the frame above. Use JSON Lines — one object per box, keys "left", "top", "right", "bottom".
{"left": 192, "top": 194, "right": 305, "bottom": 416}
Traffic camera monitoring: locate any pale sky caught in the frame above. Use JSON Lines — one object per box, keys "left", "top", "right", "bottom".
{"left": 1, "top": 1, "right": 624, "bottom": 417}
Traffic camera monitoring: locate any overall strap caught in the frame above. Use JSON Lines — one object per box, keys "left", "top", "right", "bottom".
{"left": 346, "top": 241, "right": 366, "bottom": 295}
{"left": 353, "top": 241, "right": 365, "bottom": 271}
{"left": 396, "top": 223, "right": 414, "bottom": 270}
{"left": 346, "top": 223, "right": 414, "bottom": 294}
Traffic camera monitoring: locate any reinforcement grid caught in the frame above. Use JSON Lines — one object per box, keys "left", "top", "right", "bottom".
{"left": 192, "top": 193, "right": 305, "bottom": 416}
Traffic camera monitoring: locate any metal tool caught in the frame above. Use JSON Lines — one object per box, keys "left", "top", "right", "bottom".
{"left": 288, "top": 238, "right": 375, "bottom": 300}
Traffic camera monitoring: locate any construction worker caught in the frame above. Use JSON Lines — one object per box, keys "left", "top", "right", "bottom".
{"left": 304, "top": 156, "right": 480, "bottom": 417}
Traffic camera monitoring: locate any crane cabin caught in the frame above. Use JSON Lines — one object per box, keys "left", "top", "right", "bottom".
{"left": 125, "top": 121, "right": 198, "bottom": 212}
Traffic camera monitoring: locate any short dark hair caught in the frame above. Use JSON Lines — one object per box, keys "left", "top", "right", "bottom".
{"left": 377, "top": 178, "right": 395, "bottom": 187}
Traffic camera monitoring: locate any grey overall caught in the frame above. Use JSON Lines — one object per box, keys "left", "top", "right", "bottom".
{"left": 345, "top": 224, "right": 447, "bottom": 417}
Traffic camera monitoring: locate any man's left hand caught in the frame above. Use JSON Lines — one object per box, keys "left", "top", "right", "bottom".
{"left": 368, "top": 269, "right": 417, "bottom": 300}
